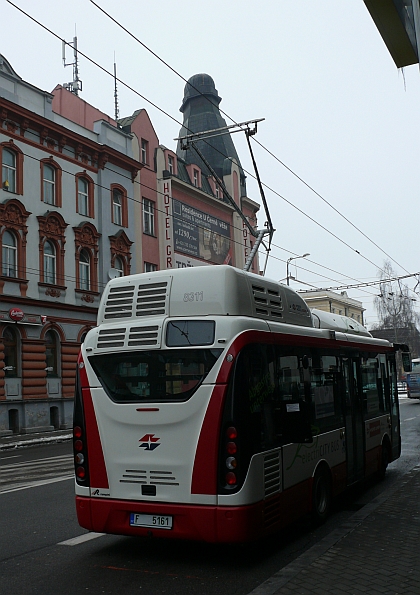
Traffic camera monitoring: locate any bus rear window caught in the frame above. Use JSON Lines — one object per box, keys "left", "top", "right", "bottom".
{"left": 166, "top": 320, "right": 215, "bottom": 346}
{"left": 88, "top": 348, "right": 222, "bottom": 403}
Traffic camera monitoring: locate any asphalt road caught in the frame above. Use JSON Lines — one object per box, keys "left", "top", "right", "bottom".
{"left": 1, "top": 395, "right": 419, "bottom": 595}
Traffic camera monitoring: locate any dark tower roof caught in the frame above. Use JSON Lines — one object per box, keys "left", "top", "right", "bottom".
{"left": 176, "top": 74, "right": 246, "bottom": 195}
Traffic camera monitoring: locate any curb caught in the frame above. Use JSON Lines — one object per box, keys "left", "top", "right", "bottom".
{"left": 0, "top": 432, "right": 72, "bottom": 451}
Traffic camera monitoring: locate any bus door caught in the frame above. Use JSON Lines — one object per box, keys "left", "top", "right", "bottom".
{"left": 342, "top": 358, "right": 365, "bottom": 484}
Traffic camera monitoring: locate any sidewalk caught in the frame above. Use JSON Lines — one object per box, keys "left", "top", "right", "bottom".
{"left": 0, "top": 428, "right": 72, "bottom": 450}
{"left": 251, "top": 465, "right": 420, "bottom": 595}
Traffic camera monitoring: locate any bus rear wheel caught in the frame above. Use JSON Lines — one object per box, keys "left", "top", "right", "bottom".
{"left": 311, "top": 468, "right": 331, "bottom": 525}
{"left": 378, "top": 442, "right": 389, "bottom": 480}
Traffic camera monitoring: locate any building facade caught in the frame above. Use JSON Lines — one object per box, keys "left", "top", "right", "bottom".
{"left": 299, "top": 289, "right": 365, "bottom": 325}
{"left": 120, "top": 74, "right": 260, "bottom": 274}
{"left": 0, "top": 56, "right": 139, "bottom": 435}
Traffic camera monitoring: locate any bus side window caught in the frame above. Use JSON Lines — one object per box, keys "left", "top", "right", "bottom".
{"left": 274, "top": 349, "right": 312, "bottom": 444}
{"left": 309, "top": 352, "right": 342, "bottom": 434}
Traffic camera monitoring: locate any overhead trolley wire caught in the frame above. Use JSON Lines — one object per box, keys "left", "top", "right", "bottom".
{"left": 88, "top": 0, "right": 412, "bottom": 278}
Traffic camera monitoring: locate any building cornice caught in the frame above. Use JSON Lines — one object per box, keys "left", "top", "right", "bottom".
{"left": 0, "top": 97, "right": 142, "bottom": 179}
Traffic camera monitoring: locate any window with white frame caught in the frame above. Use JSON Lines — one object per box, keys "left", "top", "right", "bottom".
{"left": 2, "top": 149, "right": 16, "bottom": 193}
{"left": 2, "top": 230, "right": 17, "bottom": 277}
{"left": 43, "top": 164, "right": 55, "bottom": 205}
{"left": 144, "top": 262, "right": 157, "bottom": 272}
{"left": 78, "top": 177, "right": 89, "bottom": 216}
{"left": 114, "top": 256, "right": 124, "bottom": 277}
{"left": 43, "top": 240, "right": 56, "bottom": 284}
{"left": 193, "top": 169, "right": 199, "bottom": 187}
{"left": 168, "top": 155, "right": 174, "bottom": 174}
{"left": 141, "top": 139, "right": 148, "bottom": 165}
{"left": 143, "top": 199, "right": 155, "bottom": 235}
{"left": 112, "top": 189, "right": 122, "bottom": 225}
{"left": 79, "top": 249, "right": 91, "bottom": 290}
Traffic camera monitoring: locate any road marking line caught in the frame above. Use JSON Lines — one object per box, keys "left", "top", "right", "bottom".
{"left": 404, "top": 417, "right": 416, "bottom": 422}
{"left": 0, "top": 454, "right": 72, "bottom": 470}
{"left": 0, "top": 475, "right": 73, "bottom": 495}
{"left": 58, "top": 532, "right": 106, "bottom": 546}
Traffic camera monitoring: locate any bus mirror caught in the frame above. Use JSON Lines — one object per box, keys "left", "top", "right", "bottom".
{"left": 402, "top": 352, "right": 412, "bottom": 373}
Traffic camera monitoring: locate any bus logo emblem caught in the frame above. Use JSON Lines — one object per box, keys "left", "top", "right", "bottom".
{"left": 139, "top": 434, "right": 160, "bottom": 451}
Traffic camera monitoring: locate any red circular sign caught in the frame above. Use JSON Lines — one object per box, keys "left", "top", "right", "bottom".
{"left": 9, "top": 308, "right": 24, "bottom": 322}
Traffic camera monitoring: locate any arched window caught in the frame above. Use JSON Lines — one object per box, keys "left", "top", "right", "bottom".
{"left": 45, "top": 330, "right": 59, "bottom": 377}
{"left": 41, "top": 160, "right": 62, "bottom": 207}
{"left": 43, "top": 164, "right": 55, "bottom": 205}
{"left": 37, "top": 211, "right": 68, "bottom": 289}
{"left": 74, "top": 222, "right": 100, "bottom": 294}
{"left": 112, "top": 189, "right": 122, "bottom": 225}
{"left": 2, "top": 230, "right": 17, "bottom": 277}
{"left": 2, "top": 149, "right": 16, "bottom": 193}
{"left": 79, "top": 249, "right": 91, "bottom": 290}
{"left": 109, "top": 230, "right": 133, "bottom": 278}
{"left": 1, "top": 143, "right": 23, "bottom": 195}
{"left": 111, "top": 185, "right": 128, "bottom": 227}
{"left": 75, "top": 172, "right": 94, "bottom": 218}
{"left": 43, "top": 240, "right": 56, "bottom": 284}
{"left": 78, "top": 177, "right": 89, "bottom": 216}
{"left": 114, "top": 256, "right": 124, "bottom": 277}
{"left": 3, "top": 326, "right": 18, "bottom": 377}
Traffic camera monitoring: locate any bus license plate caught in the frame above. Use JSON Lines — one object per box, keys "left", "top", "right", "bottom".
{"left": 129, "top": 513, "right": 173, "bottom": 530}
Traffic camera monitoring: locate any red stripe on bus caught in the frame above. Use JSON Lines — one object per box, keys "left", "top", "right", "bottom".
{"left": 78, "top": 354, "right": 109, "bottom": 489}
{"left": 191, "top": 385, "right": 226, "bottom": 494}
{"left": 81, "top": 387, "right": 109, "bottom": 489}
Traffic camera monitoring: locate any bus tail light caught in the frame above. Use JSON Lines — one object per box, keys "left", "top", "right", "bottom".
{"left": 225, "top": 472, "right": 237, "bottom": 485}
{"left": 219, "top": 424, "right": 240, "bottom": 491}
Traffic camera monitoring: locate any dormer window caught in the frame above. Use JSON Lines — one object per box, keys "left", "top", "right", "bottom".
{"left": 168, "top": 155, "right": 174, "bottom": 175}
{"left": 141, "top": 139, "right": 148, "bottom": 165}
{"left": 193, "top": 169, "right": 199, "bottom": 187}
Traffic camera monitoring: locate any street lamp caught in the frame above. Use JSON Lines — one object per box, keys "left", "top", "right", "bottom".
{"left": 286, "top": 253, "right": 310, "bottom": 286}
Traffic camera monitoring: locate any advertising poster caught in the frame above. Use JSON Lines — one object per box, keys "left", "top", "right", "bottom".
{"left": 172, "top": 199, "right": 231, "bottom": 265}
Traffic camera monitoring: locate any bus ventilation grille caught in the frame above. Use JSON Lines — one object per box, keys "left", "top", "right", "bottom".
{"left": 252, "top": 285, "right": 283, "bottom": 320}
{"left": 263, "top": 452, "right": 281, "bottom": 528}
{"left": 128, "top": 325, "right": 159, "bottom": 346}
{"left": 120, "top": 468, "right": 179, "bottom": 487}
{"left": 104, "top": 285, "right": 134, "bottom": 320}
{"left": 136, "top": 282, "right": 168, "bottom": 317}
{"left": 263, "top": 493, "right": 282, "bottom": 528}
{"left": 264, "top": 451, "right": 281, "bottom": 497}
{"left": 97, "top": 328, "right": 126, "bottom": 349}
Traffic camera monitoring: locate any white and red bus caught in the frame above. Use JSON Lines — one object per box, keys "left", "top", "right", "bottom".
{"left": 73, "top": 265, "right": 405, "bottom": 542}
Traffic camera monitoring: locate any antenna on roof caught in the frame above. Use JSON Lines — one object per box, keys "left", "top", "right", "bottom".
{"left": 113, "top": 55, "right": 119, "bottom": 123}
{"left": 62, "top": 32, "right": 83, "bottom": 96}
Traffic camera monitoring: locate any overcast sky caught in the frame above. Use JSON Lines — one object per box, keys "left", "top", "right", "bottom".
{"left": 2, "top": 0, "right": 420, "bottom": 327}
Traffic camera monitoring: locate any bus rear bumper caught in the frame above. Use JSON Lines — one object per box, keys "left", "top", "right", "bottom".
{"left": 75, "top": 496, "right": 264, "bottom": 543}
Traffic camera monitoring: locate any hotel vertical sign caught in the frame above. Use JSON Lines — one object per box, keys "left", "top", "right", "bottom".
{"left": 162, "top": 179, "right": 174, "bottom": 269}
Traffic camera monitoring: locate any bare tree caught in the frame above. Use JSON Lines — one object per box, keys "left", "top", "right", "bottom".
{"left": 373, "top": 260, "right": 420, "bottom": 344}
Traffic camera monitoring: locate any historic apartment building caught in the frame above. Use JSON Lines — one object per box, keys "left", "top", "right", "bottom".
{"left": 0, "top": 55, "right": 139, "bottom": 435}
{"left": 299, "top": 289, "right": 365, "bottom": 325}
